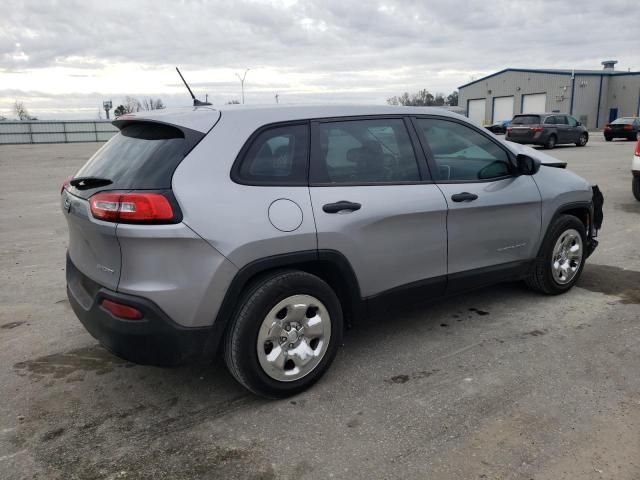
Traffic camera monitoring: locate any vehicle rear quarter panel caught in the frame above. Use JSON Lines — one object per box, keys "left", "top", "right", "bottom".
{"left": 116, "top": 222, "right": 237, "bottom": 328}
{"left": 171, "top": 112, "right": 318, "bottom": 269}
{"left": 533, "top": 166, "right": 592, "bottom": 249}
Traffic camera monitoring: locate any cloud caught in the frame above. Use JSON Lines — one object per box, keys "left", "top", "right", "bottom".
{"left": 0, "top": 0, "right": 638, "bottom": 118}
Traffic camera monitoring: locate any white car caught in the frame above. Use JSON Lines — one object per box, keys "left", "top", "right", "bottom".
{"left": 634, "top": 136, "right": 640, "bottom": 201}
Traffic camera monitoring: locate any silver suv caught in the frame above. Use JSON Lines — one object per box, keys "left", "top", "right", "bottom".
{"left": 62, "top": 105, "right": 603, "bottom": 398}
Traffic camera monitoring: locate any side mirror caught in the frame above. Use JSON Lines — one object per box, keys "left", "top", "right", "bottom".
{"left": 576, "top": 121, "right": 582, "bottom": 126}
{"left": 516, "top": 154, "right": 541, "bottom": 175}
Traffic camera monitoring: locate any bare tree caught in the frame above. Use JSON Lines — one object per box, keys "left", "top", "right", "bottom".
{"left": 141, "top": 98, "right": 165, "bottom": 111}
{"left": 123, "top": 96, "right": 142, "bottom": 114}
{"left": 387, "top": 89, "right": 456, "bottom": 107}
{"left": 14, "top": 100, "right": 36, "bottom": 120}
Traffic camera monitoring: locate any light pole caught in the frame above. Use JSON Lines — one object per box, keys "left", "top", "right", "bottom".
{"left": 235, "top": 68, "right": 250, "bottom": 104}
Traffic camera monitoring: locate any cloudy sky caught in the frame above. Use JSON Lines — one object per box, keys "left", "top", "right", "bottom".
{"left": 1, "top": 0, "right": 639, "bottom": 119}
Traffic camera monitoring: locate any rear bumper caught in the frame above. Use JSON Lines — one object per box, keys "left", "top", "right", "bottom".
{"left": 66, "top": 255, "right": 215, "bottom": 366}
{"left": 632, "top": 155, "right": 640, "bottom": 174}
{"left": 605, "top": 131, "right": 637, "bottom": 139}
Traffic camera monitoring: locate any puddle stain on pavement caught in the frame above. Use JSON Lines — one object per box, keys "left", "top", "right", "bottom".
{"left": 578, "top": 264, "right": 640, "bottom": 304}
{"left": 13, "top": 345, "right": 132, "bottom": 381}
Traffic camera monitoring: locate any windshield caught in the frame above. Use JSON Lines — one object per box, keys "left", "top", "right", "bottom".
{"left": 511, "top": 115, "right": 540, "bottom": 125}
{"left": 71, "top": 122, "right": 194, "bottom": 198}
{"left": 610, "top": 117, "right": 635, "bottom": 125}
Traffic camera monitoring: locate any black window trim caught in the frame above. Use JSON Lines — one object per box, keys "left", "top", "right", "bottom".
{"left": 309, "top": 115, "right": 433, "bottom": 187}
{"left": 230, "top": 120, "right": 311, "bottom": 187}
{"left": 409, "top": 115, "right": 518, "bottom": 185}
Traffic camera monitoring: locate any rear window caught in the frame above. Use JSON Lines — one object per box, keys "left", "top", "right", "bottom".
{"left": 610, "top": 117, "right": 635, "bottom": 125}
{"left": 72, "top": 122, "right": 201, "bottom": 196}
{"left": 511, "top": 115, "right": 541, "bottom": 125}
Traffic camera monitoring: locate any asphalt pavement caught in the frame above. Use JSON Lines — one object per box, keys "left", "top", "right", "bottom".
{"left": 0, "top": 134, "right": 639, "bottom": 479}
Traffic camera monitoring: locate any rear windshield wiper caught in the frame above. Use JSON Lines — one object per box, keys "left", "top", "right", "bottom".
{"left": 69, "top": 176, "right": 113, "bottom": 190}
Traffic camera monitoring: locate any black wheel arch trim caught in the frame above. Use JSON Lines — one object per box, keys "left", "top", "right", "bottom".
{"left": 209, "top": 249, "right": 364, "bottom": 354}
{"left": 542, "top": 198, "right": 600, "bottom": 258}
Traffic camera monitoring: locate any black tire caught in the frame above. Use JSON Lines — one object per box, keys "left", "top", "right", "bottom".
{"left": 575, "top": 133, "right": 588, "bottom": 147}
{"left": 543, "top": 134, "right": 557, "bottom": 149}
{"left": 633, "top": 176, "right": 640, "bottom": 201}
{"left": 525, "top": 215, "right": 587, "bottom": 295}
{"left": 604, "top": 135, "right": 612, "bottom": 142}
{"left": 224, "top": 270, "right": 343, "bottom": 398}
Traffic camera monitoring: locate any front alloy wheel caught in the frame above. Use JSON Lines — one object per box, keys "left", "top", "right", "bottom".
{"left": 525, "top": 214, "right": 587, "bottom": 294}
{"left": 551, "top": 229, "right": 583, "bottom": 284}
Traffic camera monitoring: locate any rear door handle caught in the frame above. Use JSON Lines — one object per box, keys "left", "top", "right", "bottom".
{"left": 451, "top": 192, "right": 478, "bottom": 202}
{"left": 322, "top": 201, "right": 362, "bottom": 213}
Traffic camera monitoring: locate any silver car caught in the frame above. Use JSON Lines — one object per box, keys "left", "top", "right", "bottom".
{"left": 62, "top": 105, "right": 603, "bottom": 398}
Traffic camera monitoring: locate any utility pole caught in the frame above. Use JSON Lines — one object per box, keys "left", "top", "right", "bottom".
{"left": 275, "top": 93, "right": 279, "bottom": 104}
{"left": 235, "top": 68, "right": 250, "bottom": 104}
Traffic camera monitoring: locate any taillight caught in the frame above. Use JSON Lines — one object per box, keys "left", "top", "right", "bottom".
{"left": 89, "top": 192, "right": 175, "bottom": 223}
{"left": 530, "top": 127, "right": 544, "bottom": 133}
{"left": 604, "top": 124, "right": 611, "bottom": 130}
{"left": 61, "top": 177, "right": 71, "bottom": 194}
{"left": 635, "top": 138, "right": 640, "bottom": 157}
{"left": 623, "top": 124, "right": 633, "bottom": 131}
{"left": 506, "top": 127, "right": 513, "bottom": 133}
{"left": 101, "top": 299, "right": 143, "bottom": 320}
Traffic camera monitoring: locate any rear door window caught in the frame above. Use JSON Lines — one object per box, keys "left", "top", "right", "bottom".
{"left": 311, "top": 119, "right": 421, "bottom": 184}
{"left": 555, "top": 116, "right": 568, "bottom": 125}
{"left": 543, "top": 116, "right": 556, "bottom": 124}
{"left": 71, "top": 122, "right": 201, "bottom": 198}
{"left": 234, "top": 124, "right": 309, "bottom": 185}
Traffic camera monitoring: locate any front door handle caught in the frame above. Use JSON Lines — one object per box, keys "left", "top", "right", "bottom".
{"left": 322, "top": 201, "right": 362, "bottom": 213}
{"left": 451, "top": 192, "right": 478, "bottom": 202}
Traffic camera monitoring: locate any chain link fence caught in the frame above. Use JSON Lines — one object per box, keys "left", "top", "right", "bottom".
{"left": 0, "top": 121, "right": 118, "bottom": 145}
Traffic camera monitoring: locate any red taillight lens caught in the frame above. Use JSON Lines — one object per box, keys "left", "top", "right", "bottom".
{"left": 89, "top": 192, "right": 175, "bottom": 223}
{"left": 101, "top": 299, "right": 143, "bottom": 320}
{"left": 635, "top": 139, "right": 640, "bottom": 157}
{"left": 604, "top": 124, "right": 611, "bottom": 130}
{"left": 623, "top": 124, "right": 633, "bottom": 131}
{"left": 506, "top": 127, "right": 513, "bottom": 133}
{"left": 61, "top": 177, "right": 71, "bottom": 194}
{"left": 530, "top": 127, "right": 544, "bottom": 133}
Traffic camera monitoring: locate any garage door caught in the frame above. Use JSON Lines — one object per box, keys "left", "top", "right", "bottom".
{"left": 493, "top": 96, "right": 514, "bottom": 122}
{"left": 522, "top": 93, "right": 547, "bottom": 114}
{"left": 467, "top": 99, "right": 486, "bottom": 126}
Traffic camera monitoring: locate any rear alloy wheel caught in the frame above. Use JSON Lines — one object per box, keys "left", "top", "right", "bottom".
{"left": 525, "top": 215, "right": 586, "bottom": 295}
{"left": 544, "top": 135, "right": 557, "bottom": 149}
{"left": 575, "top": 133, "right": 588, "bottom": 147}
{"left": 604, "top": 135, "right": 612, "bottom": 142}
{"left": 224, "top": 270, "right": 343, "bottom": 398}
{"left": 633, "top": 176, "right": 640, "bottom": 201}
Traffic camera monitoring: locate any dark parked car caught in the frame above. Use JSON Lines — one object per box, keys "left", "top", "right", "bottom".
{"left": 506, "top": 113, "right": 588, "bottom": 149}
{"left": 604, "top": 117, "right": 640, "bottom": 141}
{"left": 485, "top": 119, "right": 511, "bottom": 134}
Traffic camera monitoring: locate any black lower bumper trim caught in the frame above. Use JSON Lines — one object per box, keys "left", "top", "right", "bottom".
{"left": 66, "top": 255, "right": 215, "bottom": 366}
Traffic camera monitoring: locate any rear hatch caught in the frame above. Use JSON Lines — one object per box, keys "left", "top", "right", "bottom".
{"left": 62, "top": 108, "right": 219, "bottom": 291}
{"left": 508, "top": 115, "right": 542, "bottom": 140}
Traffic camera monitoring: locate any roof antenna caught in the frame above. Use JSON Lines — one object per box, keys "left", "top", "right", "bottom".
{"left": 176, "top": 67, "right": 211, "bottom": 106}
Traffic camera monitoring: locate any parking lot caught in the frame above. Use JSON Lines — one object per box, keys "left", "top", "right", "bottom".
{"left": 1, "top": 134, "right": 639, "bottom": 479}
